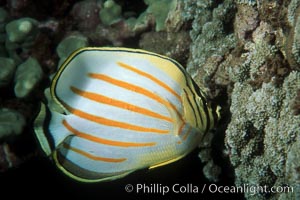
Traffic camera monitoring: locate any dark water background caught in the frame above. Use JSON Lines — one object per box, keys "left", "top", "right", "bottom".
{"left": 0, "top": 149, "right": 244, "bottom": 199}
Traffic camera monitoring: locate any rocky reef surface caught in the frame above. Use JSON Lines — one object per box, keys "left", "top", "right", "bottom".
{"left": 0, "top": 1, "right": 299, "bottom": 199}
{"left": 183, "top": 0, "right": 300, "bottom": 199}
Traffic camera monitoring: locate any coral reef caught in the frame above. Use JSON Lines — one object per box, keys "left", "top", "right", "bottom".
{"left": 0, "top": 57, "right": 15, "bottom": 87}
{"left": 234, "top": 4, "right": 258, "bottom": 42}
{"left": 0, "top": 7, "right": 44, "bottom": 170}
{"left": 183, "top": 0, "right": 236, "bottom": 95}
{"left": 56, "top": 33, "right": 89, "bottom": 66}
{"left": 235, "top": 0, "right": 257, "bottom": 6}
{"left": 285, "top": 136, "right": 300, "bottom": 199}
{"left": 226, "top": 72, "right": 299, "bottom": 199}
{"left": 291, "top": 89, "right": 300, "bottom": 115}
{"left": 5, "top": 17, "right": 39, "bottom": 64}
{"left": 125, "top": 0, "right": 178, "bottom": 32}
{"left": 70, "top": 0, "right": 101, "bottom": 31}
{"left": 0, "top": 108, "right": 25, "bottom": 140}
{"left": 183, "top": 0, "right": 300, "bottom": 199}
{"left": 14, "top": 57, "right": 43, "bottom": 98}
{"left": 6, "top": 17, "right": 38, "bottom": 43}
{"left": 139, "top": 31, "right": 190, "bottom": 64}
{"left": 287, "top": 0, "right": 300, "bottom": 70}
{"left": 198, "top": 131, "right": 222, "bottom": 182}
{"left": 143, "top": 0, "right": 177, "bottom": 31}
{"left": 99, "top": 0, "right": 122, "bottom": 26}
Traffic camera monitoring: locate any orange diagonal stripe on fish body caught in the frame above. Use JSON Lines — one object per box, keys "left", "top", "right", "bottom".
{"left": 88, "top": 73, "right": 183, "bottom": 122}
{"left": 62, "top": 102, "right": 169, "bottom": 134}
{"left": 62, "top": 143, "right": 126, "bottom": 162}
{"left": 70, "top": 86, "right": 173, "bottom": 122}
{"left": 62, "top": 119, "right": 156, "bottom": 147}
{"left": 117, "top": 62, "right": 182, "bottom": 102}
{"left": 88, "top": 73, "right": 167, "bottom": 105}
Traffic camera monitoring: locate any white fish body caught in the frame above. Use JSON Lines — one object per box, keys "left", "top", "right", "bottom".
{"left": 34, "top": 47, "right": 219, "bottom": 182}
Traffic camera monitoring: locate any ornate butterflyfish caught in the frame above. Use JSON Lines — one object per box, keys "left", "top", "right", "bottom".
{"left": 34, "top": 47, "right": 220, "bottom": 182}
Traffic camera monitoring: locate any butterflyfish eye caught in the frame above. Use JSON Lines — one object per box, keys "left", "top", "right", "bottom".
{"left": 33, "top": 47, "right": 220, "bottom": 182}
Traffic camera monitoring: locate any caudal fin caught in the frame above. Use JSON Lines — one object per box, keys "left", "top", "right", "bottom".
{"left": 34, "top": 103, "right": 71, "bottom": 156}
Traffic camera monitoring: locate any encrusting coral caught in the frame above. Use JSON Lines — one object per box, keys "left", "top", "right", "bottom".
{"left": 99, "top": 0, "right": 122, "bottom": 26}
{"left": 0, "top": 108, "right": 25, "bottom": 140}
{"left": 125, "top": 0, "right": 178, "bottom": 32}
{"left": 0, "top": 57, "right": 15, "bottom": 87}
{"left": 70, "top": 0, "right": 101, "bottom": 31}
{"left": 14, "top": 57, "right": 43, "bottom": 98}
{"left": 183, "top": 0, "right": 300, "bottom": 199}
{"left": 226, "top": 72, "right": 300, "bottom": 199}
{"left": 183, "top": 0, "right": 237, "bottom": 94}
{"left": 285, "top": 136, "right": 300, "bottom": 199}
{"left": 5, "top": 17, "right": 39, "bottom": 65}
{"left": 56, "top": 33, "right": 89, "bottom": 66}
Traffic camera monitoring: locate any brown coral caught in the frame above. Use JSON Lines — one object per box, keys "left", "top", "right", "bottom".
{"left": 139, "top": 31, "right": 191, "bottom": 65}
{"left": 291, "top": 89, "right": 300, "bottom": 115}
{"left": 249, "top": 53, "right": 291, "bottom": 89}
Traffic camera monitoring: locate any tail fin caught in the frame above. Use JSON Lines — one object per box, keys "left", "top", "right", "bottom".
{"left": 34, "top": 103, "right": 72, "bottom": 156}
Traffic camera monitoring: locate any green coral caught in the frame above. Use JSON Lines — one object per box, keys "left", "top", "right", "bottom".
{"left": 145, "top": 0, "right": 177, "bottom": 31}
{"left": 0, "top": 7, "right": 8, "bottom": 30}
{"left": 188, "top": 19, "right": 236, "bottom": 79}
{"left": 286, "top": 0, "right": 300, "bottom": 69}
{"left": 213, "top": 0, "right": 236, "bottom": 23}
{"left": 183, "top": 0, "right": 214, "bottom": 40}
{"left": 5, "top": 17, "right": 39, "bottom": 64}
{"left": 56, "top": 33, "right": 88, "bottom": 67}
{"left": 285, "top": 136, "right": 300, "bottom": 199}
{"left": 99, "top": 0, "right": 122, "bottom": 26}
{"left": 5, "top": 17, "right": 38, "bottom": 43}
{"left": 292, "top": 14, "right": 300, "bottom": 64}
{"left": 202, "top": 160, "right": 221, "bottom": 182}
{"left": 246, "top": 83, "right": 283, "bottom": 130}
{"left": 235, "top": 0, "right": 257, "bottom": 6}
{"left": 198, "top": 131, "right": 221, "bottom": 182}
{"left": 227, "top": 22, "right": 279, "bottom": 85}
{"left": 0, "top": 57, "right": 15, "bottom": 87}
{"left": 14, "top": 57, "right": 43, "bottom": 98}
{"left": 182, "top": 0, "right": 237, "bottom": 182}
{"left": 125, "top": 12, "right": 149, "bottom": 32}
{"left": 0, "top": 108, "right": 26, "bottom": 139}
{"left": 184, "top": 0, "right": 236, "bottom": 80}
{"left": 287, "top": 0, "right": 300, "bottom": 25}
{"left": 183, "top": 2, "right": 300, "bottom": 198}
{"left": 226, "top": 71, "right": 300, "bottom": 199}
{"left": 0, "top": 7, "right": 8, "bottom": 35}
{"left": 126, "top": 0, "right": 177, "bottom": 32}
